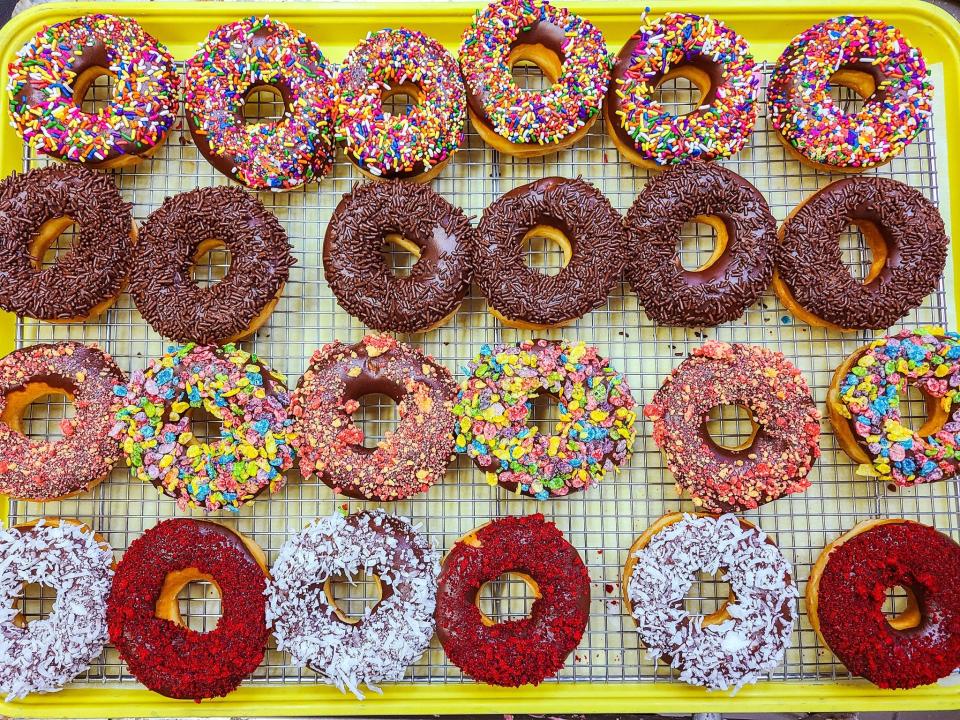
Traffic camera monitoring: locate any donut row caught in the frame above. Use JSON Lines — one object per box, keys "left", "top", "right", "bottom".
{"left": 8, "top": 5, "right": 932, "bottom": 187}
{"left": 3, "top": 512, "right": 958, "bottom": 701}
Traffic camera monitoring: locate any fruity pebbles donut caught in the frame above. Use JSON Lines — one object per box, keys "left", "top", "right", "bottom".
{"left": 8, "top": 14, "right": 178, "bottom": 167}
{"left": 337, "top": 28, "right": 465, "bottom": 181}
{"left": 827, "top": 327, "right": 960, "bottom": 487}
{"left": 185, "top": 16, "right": 337, "bottom": 190}
{"left": 606, "top": 12, "right": 760, "bottom": 168}
{"left": 267, "top": 510, "right": 439, "bottom": 698}
{"left": 454, "top": 339, "right": 637, "bottom": 499}
{"left": 645, "top": 341, "right": 821, "bottom": 512}
{"left": 112, "top": 343, "right": 296, "bottom": 512}
{"left": 768, "top": 16, "right": 932, "bottom": 171}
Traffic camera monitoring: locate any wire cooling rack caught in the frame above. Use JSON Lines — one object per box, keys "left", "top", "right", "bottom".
{"left": 9, "top": 62, "right": 957, "bottom": 688}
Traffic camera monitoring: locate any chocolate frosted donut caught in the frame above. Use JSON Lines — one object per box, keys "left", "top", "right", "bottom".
{"left": 774, "top": 177, "right": 947, "bottom": 330}
{"left": 129, "top": 186, "right": 293, "bottom": 345}
{"left": 323, "top": 181, "right": 474, "bottom": 333}
{"left": 625, "top": 163, "right": 776, "bottom": 327}
{"left": 475, "top": 178, "right": 626, "bottom": 328}
{"left": 0, "top": 165, "right": 133, "bottom": 321}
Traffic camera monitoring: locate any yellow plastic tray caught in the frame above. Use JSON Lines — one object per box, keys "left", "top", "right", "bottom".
{"left": 2, "top": 0, "right": 960, "bottom": 715}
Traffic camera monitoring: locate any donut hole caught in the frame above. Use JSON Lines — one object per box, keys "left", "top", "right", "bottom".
{"left": 704, "top": 403, "right": 758, "bottom": 452}
{"left": 74, "top": 67, "right": 115, "bottom": 117}
{"left": 522, "top": 225, "right": 572, "bottom": 277}
{"left": 381, "top": 233, "right": 420, "bottom": 278}
{"left": 323, "top": 571, "right": 384, "bottom": 624}
{"left": 654, "top": 66, "right": 710, "bottom": 117}
{"left": 1, "top": 384, "right": 76, "bottom": 442}
{"left": 677, "top": 215, "right": 728, "bottom": 273}
{"left": 241, "top": 85, "right": 286, "bottom": 125}
{"left": 828, "top": 67, "right": 876, "bottom": 115}
{"left": 839, "top": 220, "right": 887, "bottom": 284}
{"left": 13, "top": 581, "right": 56, "bottom": 628}
{"left": 183, "top": 404, "right": 225, "bottom": 447}
{"left": 351, "top": 393, "right": 399, "bottom": 449}
{"left": 156, "top": 570, "right": 223, "bottom": 633}
{"left": 684, "top": 570, "right": 734, "bottom": 626}
{"left": 883, "top": 584, "right": 922, "bottom": 631}
{"left": 899, "top": 384, "right": 948, "bottom": 438}
{"left": 382, "top": 83, "right": 423, "bottom": 118}
{"left": 526, "top": 391, "right": 565, "bottom": 433}
{"left": 477, "top": 572, "right": 541, "bottom": 624}
{"left": 28, "top": 217, "right": 78, "bottom": 270}
{"left": 507, "top": 44, "right": 560, "bottom": 92}
{"left": 190, "top": 239, "right": 232, "bottom": 289}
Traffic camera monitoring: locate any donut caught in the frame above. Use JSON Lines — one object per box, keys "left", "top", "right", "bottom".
{"left": 458, "top": 0, "right": 609, "bottom": 157}
{"left": 108, "top": 518, "right": 269, "bottom": 700}
{"left": 336, "top": 28, "right": 465, "bottom": 181}
{"left": 435, "top": 514, "right": 590, "bottom": 686}
{"left": 129, "top": 186, "right": 294, "bottom": 345}
{"left": 0, "top": 517, "right": 114, "bottom": 701}
{"left": 625, "top": 162, "right": 775, "bottom": 326}
{"left": 8, "top": 14, "right": 178, "bottom": 167}
{"left": 267, "top": 510, "right": 439, "bottom": 698}
{"left": 644, "top": 341, "right": 821, "bottom": 512}
{"left": 111, "top": 343, "right": 296, "bottom": 512}
{"left": 773, "top": 177, "right": 947, "bottom": 331}
{"left": 768, "top": 16, "right": 932, "bottom": 171}
{"left": 826, "top": 327, "right": 960, "bottom": 487}
{"left": 807, "top": 519, "right": 960, "bottom": 688}
{"left": 323, "top": 181, "right": 474, "bottom": 333}
{"left": 475, "top": 178, "right": 625, "bottom": 329}
{"left": 606, "top": 12, "right": 760, "bottom": 169}
{"left": 184, "top": 16, "right": 337, "bottom": 190}
{"left": 291, "top": 335, "right": 456, "bottom": 501}
{"left": 0, "top": 342, "right": 126, "bottom": 502}
{"left": 623, "top": 513, "right": 796, "bottom": 691}
{"left": 0, "top": 165, "right": 134, "bottom": 322}
{"left": 454, "top": 339, "right": 637, "bottom": 499}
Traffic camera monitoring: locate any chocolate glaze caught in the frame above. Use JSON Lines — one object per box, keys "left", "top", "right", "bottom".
{"left": 625, "top": 162, "right": 776, "bottom": 326}
{"left": 323, "top": 181, "right": 474, "bottom": 332}
{"left": 475, "top": 177, "right": 626, "bottom": 326}
{"left": 775, "top": 176, "right": 947, "bottom": 329}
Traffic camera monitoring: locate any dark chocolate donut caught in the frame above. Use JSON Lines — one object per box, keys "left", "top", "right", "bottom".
{"left": 625, "top": 163, "right": 776, "bottom": 327}
{"left": 0, "top": 165, "right": 133, "bottom": 321}
{"left": 129, "top": 186, "right": 293, "bottom": 345}
{"left": 774, "top": 177, "right": 947, "bottom": 330}
{"left": 474, "top": 177, "right": 626, "bottom": 328}
{"left": 323, "top": 181, "right": 474, "bottom": 333}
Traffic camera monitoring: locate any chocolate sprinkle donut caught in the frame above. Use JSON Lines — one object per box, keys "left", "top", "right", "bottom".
{"left": 625, "top": 163, "right": 776, "bottom": 327}
{"left": 475, "top": 177, "right": 626, "bottom": 327}
{"left": 0, "top": 165, "right": 133, "bottom": 321}
{"left": 129, "top": 186, "right": 293, "bottom": 345}
{"left": 323, "top": 181, "right": 474, "bottom": 333}
{"left": 775, "top": 177, "right": 947, "bottom": 330}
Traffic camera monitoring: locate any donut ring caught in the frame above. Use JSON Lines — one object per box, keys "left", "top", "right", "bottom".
{"left": 0, "top": 517, "right": 114, "bottom": 701}
{"left": 107, "top": 518, "right": 269, "bottom": 700}
{"left": 807, "top": 518, "right": 960, "bottom": 688}
{"left": 435, "top": 514, "right": 590, "bottom": 686}
{"left": 8, "top": 14, "right": 178, "bottom": 167}
{"left": 454, "top": 339, "right": 637, "bottom": 500}
{"left": 827, "top": 327, "right": 960, "bottom": 487}
{"left": 112, "top": 344, "right": 296, "bottom": 512}
{"left": 0, "top": 165, "right": 134, "bottom": 322}
{"left": 184, "top": 16, "right": 337, "bottom": 190}
{"left": 623, "top": 513, "right": 796, "bottom": 692}
{"left": 475, "top": 178, "right": 626, "bottom": 329}
{"left": 773, "top": 177, "right": 947, "bottom": 331}
{"left": 606, "top": 12, "right": 760, "bottom": 168}
{"left": 267, "top": 510, "right": 439, "bottom": 698}
{"left": 768, "top": 16, "right": 932, "bottom": 171}
{"left": 0, "top": 342, "right": 126, "bottom": 502}
{"left": 644, "top": 341, "right": 821, "bottom": 512}
{"left": 625, "top": 162, "right": 776, "bottom": 326}
{"left": 336, "top": 28, "right": 465, "bottom": 181}
{"left": 130, "top": 186, "right": 294, "bottom": 345}
{"left": 291, "top": 335, "right": 457, "bottom": 501}
{"left": 458, "top": 0, "right": 609, "bottom": 157}
{"left": 323, "top": 181, "right": 475, "bottom": 333}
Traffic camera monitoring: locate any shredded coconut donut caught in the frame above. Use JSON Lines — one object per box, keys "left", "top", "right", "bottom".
{"left": 266, "top": 510, "right": 439, "bottom": 699}
{"left": 625, "top": 513, "right": 796, "bottom": 692}
{"left": 0, "top": 518, "right": 113, "bottom": 701}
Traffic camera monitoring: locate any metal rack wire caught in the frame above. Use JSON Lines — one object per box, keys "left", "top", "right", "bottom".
{"left": 9, "top": 63, "right": 956, "bottom": 688}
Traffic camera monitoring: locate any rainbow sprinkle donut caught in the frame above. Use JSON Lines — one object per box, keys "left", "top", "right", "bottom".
{"left": 458, "top": 0, "right": 610, "bottom": 156}
{"left": 828, "top": 327, "right": 960, "bottom": 487}
{"left": 606, "top": 12, "right": 760, "bottom": 168}
{"left": 454, "top": 339, "right": 637, "bottom": 499}
{"left": 7, "top": 14, "right": 178, "bottom": 167}
{"left": 768, "top": 16, "right": 932, "bottom": 171}
{"left": 111, "top": 343, "right": 296, "bottom": 512}
{"left": 337, "top": 28, "right": 465, "bottom": 181}
{"left": 184, "top": 16, "right": 337, "bottom": 190}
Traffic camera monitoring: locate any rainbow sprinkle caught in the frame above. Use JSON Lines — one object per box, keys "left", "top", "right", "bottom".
{"left": 458, "top": 0, "right": 610, "bottom": 146}
{"left": 7, "top": 14, "right": 178, "bottom": 164}
{"left": 768, "top": 16, "right": 932, "bottom": 168}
